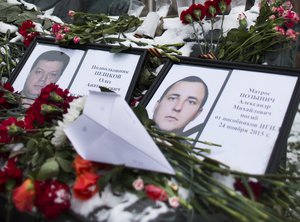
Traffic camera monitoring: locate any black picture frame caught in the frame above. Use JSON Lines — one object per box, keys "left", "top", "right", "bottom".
{"left": 141, "top": 56, "right": 300, "bottom": 174}
{"left": 9, "top": 37, "right": 148, "bottom": 103}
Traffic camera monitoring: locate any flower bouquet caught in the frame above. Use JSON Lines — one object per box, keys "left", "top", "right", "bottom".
{"left": 0, "top": 81, "right": 300, "bottom": 221}
{"left": 0, "top": 0, "right": 300, "bottom": 221}
{"left": 179, "top": 0, "right": 299, "bottom": 64}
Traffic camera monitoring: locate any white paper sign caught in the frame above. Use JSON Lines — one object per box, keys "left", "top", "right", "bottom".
{"left": 65, "top": 91, "right": 175, "bottom": 175}
{"left": 198, "top": 70, "right": 297, "bottom": 174}
{"left": 69, "top": 49, "right": 141, "bottom": 99}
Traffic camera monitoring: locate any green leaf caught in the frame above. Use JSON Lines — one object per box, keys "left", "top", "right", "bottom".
{"left": 31, "top": 151, "right": 40, "bottom": 167}
{"left": 56, "top": 156, "right": 73, "bottom": 173}
{"left": 0, "top": 3, "right": 21, "bottom": 23}
{"left": 13, "top": 10, "right": 41, "bottom": 25}
{"left": 36, "top": 158, "right": 60, "bottom": 180}
{"left": 218, "top": 49, "right": 225, "bottom": 59}
{"left": 26, "top": 138, "right": 38, "bottom": 149}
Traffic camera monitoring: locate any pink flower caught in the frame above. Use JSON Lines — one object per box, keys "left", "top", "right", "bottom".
{"left": 275, "top": 6, "right": 285, "bottom": 15}
{"left": 274, "top": 26, "right": 285, "bottom": 35}
{"left": 168, "top": 196, "right": 180, "bottom": 208}
{"left": 284, "top": 10, "right": 300, "bottom": 24}
{"left": 286, "top": 28, "right": 298, "bottom": 41}
{"left": 68, "top": 10, "right": 76, "bottom": 17}
{"left": 73, "top": 36, "right": 81, "bottom": 44}
{"left": 55, "top": 33, "right": 65, "bottom": 41}
{"left": 132, "top": 177, "right": 144, "bottom": 191}
{"left": 268, "top": 14, "right": 276, "bottom": 20}
{"left": 51, "top": 23, "right": 62, "bottom": 35}
{"left": 63, "top": 25, "right": 71, "bottom": 33}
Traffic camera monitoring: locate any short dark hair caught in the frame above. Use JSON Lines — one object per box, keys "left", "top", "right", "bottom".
{"left": 30, "top": 50, "right": 70, "bottom": 74}
{"left": 159, "top": 76, "right": 209, "bottom": 109}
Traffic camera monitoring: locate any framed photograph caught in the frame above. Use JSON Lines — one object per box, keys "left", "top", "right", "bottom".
{"left": 68, "top": 44, "right": 148, "bottom": 102}
{"left": 141, "top": 57, "right": 300, "bottom": 174}
{"left": 10, "top": 37, "right": 85, "bottom": 103}
{"left": 10, "top": 37, "right": 148, "bottom": 103}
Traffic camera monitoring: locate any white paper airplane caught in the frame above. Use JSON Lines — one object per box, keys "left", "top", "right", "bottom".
{"left": 65, "top": 91, "right": 175, "bottom": 175}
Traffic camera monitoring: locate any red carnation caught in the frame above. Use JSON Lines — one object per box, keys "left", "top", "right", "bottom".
{"left": 23, "top": 32, "right": 40, "bottom": 47}
{"left": 180, "top": 8, "right": 193, "bottom": 24}
{"left": 0, "top": 156, "right": 22, "bottom": 191}
{"left": 0, "top": 117, "right": 25, "bottom": 143}
{"left": 19, "top": 20, "right": 35, "bottom": 37}
{"left": 25, "top": 99, "right": 45, "bottom": 128}
{"left": 190, "top": 4, "right": 206, "bottom": 21}
{"left": 218, "top": 0, "right": 231, "bottom": 14}
{"left": 145, "top": 184, "right": 168, "bottom": 201}
{"left": 34, "top": 180, "right": 71, "bottom": 219}
{"left": 25, "top": 84, "right": 75, "bottom": 128}
{"left": 204, "top": 0, "right": 220, "bottom": 18}
{"left": 0, "top": 83, "right": 19, "bottom": 109}
{"left": 18, "top": 20, "right": 40, "bottom": 47}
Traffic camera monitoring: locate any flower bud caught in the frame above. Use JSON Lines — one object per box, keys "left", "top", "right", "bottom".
{"left": 8, "top": 124, "right": 24, "bottom": 136}
{"left": 73, "top": 36, "right": 81, "bottom": 44}
{"left": 68, "top": 10, "right": 76, "bottom": 17}
{"left": 49, "top": 91, "right": 64, "bottom": 103}
{"left": 168, "top": 196, "right": 180, "bottom": 208}
{"left": 219, "top": 2, "right": 227, "bottom": 14}
{"left": 209, "top": 6, "right": 217, "bottom": 17}
{"left": 41, "top": 104, "right": 63, "bottom": 115}
{"left": 132, "top": 177, "right": 144, "bottom": 191}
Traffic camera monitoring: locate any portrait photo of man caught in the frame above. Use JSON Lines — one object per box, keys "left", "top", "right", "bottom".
{"left": 22, "top": 50, "right": 70, "bottom": 99}
{"left": 12, "top": 41, "right": 86, "bottom": 104}
{"left": 152, "top": 76, "right": 209, "bottom": 135}
{"left": 145, "top": 62, "right": 230, "bottom": 139}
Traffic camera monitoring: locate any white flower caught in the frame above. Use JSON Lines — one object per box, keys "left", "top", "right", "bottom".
{"left": 51, "top": 96, "right": 86, "bottom": 147}
{"left": 168, "top": 196, "right": 180, "bottom": 208}
{"left": 132, "top": 177, "right": 144, "bottom": 191}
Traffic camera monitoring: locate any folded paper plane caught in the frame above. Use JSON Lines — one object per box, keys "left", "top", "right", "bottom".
{"left": 65, "top": 91, "right": 175, "bottom": 175}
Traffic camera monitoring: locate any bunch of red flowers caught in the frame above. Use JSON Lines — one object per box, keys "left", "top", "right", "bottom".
{"left": 0, "top": 155, "right": 22, "bottom": 191}
{"left": 0, "top": 83, "right": 78, "bottom": 219}
{"left": 25, "top": 83, "right": 75, "bottom": 129}
{"left": 18, "top": 20, "right": 40, "bottom": 47}
{"left": 13, "top": 178, "right": 71, "bottom": 219}
{"left": 180, "top": 0, "right": 231, "bottom": 24}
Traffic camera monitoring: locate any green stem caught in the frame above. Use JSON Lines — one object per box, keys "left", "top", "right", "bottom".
{"left": 191, "top": 22, "right": 204, "bottom": 55}
{"left": 210, "top": 18, "right": 215, "bottom": 52}
{"left": 225, "top": 31, "right": 280, "bottom": 60}
{"left": 215, "top": 14, "right": 225, "bottom": 53}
